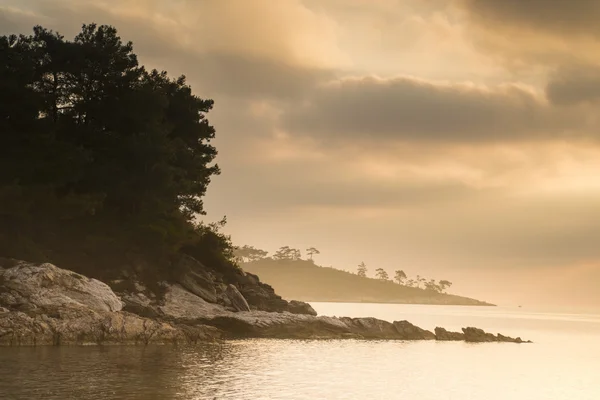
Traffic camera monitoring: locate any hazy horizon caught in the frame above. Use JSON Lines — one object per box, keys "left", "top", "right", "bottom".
{"left": 2, "top": 0, "right": 600, "bottom": 311}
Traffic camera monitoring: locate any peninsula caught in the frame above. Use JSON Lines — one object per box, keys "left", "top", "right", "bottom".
{"left": 0, "top": 24, "right": 524, "bottom": 346}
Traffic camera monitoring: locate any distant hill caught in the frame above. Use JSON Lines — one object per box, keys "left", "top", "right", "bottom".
{"left": 242, "top": 259, "right": 494, "bottom": 306}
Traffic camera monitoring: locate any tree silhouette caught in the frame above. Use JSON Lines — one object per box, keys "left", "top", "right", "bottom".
{"left": 305, "top": 247, "right": 320, "bottom": 261}
{"left": 438, "top": 280, "right": 453, "bottom": 293}
{"left": 394, "top": 270, "right": 407, "bottom": 284}
{"left": 375, "top": 268, "right": 389, "bottom": 281}
{"left": 273, "top": 246, "right": 301, "bottom": 261}
{"left": 233, "top": 245, "right": 268, "bottom": 263}
{"left": 0, "top": 23, "right": 221, "bottom": 276}
{"left": 357, "top": 262, "right": 367, "bottom": 277}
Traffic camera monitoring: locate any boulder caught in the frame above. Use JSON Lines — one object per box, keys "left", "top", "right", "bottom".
{"left": 462, "top": 327, "right": 498, "bottom": 342}
{"left": 225, "top": 284, "right": 251, "bottom": 312}
{"left": 435, "top": 327, "right": 465, "bottom": 341}
{"left": 339, "top": 317, "right": 399, "bottom": 339}
{"left": 393, "top": 320, "right": 436, "bottom": 340}
{"left": 158, "top": 284, "right": 225, "bottom": 320}
{"left": 288, "top": 300, "right": 317, "bottom": 316}
{"left": 0, "top": 260, "right": 122, "bottom": 313}
{"left": 174, "top": 255, "right": 218, "bottom": 303}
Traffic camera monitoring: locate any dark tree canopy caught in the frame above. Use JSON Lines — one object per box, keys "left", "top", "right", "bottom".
{"left": 0, "top": 24, "right": 221, "bottom": 278}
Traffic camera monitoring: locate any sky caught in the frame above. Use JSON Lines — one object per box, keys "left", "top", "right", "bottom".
{"left": 2, "top": 0, "right": 600, "bottom": 311}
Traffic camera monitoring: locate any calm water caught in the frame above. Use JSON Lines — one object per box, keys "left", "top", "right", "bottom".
{"left": 1, "top": 303, "right": 599, "bottom": 400}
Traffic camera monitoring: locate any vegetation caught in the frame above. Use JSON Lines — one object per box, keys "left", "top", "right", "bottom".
{"left": 236, "top": 245, "right": 454, "bottom": 294}
{"left": 0, "top": 24, "right": 236, "bottom": 281}
{"left": 241, "top": 257, "right": 492, "bottom": 306}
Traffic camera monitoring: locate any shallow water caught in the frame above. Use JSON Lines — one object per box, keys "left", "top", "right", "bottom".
{"left": 1, "top": 303, "right": 599, "bottom": 400}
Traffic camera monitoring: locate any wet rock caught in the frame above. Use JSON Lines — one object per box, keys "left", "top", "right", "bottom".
{"left": 435, "top": 327, "right": 465, "bottom": 341}
{"left": 393, "top": 320, "right": 436, "bottom": 340}
{"left": 288, "top": 300, "right": 317, "bottom": 316}
{"left": 225, "top": 284, "right": 251, "bottom": 312}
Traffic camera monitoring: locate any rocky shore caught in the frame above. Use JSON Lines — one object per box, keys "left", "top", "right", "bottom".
{"left": 0, "top": 258, "right": 531, "bottom": 346}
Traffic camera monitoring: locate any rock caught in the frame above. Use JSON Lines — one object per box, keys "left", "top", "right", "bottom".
{"left": 0, "top": 260, "right": 122, "bottom": 313}
{"left": 207, "top": 311, "right": 354, "bottom": 339}
{"left": 462, "top": 327, "right": 498, "bottom": 342}
{"left": 435, "top": 327, "right": 465, "bottom": 341}
{"left": 393, "top": 320, "right": 436, "bottom": 340}
{"left": 288, "top": 300, "right": 317, "bottom": 316}
{"left": 0, "top": 258, "right": 532, "bottom": 345}
{"left": 158, "top": 284, "right": 225, "bottom": 320}
{"left": 174, "top": 255, "right": 218, "bottom": 303}
{"left": 225, "top": 284, "right": 251, "bottom": 312}
{"left": 120, "top": 291, "right": 160, "bottom": 318}
{"left": 0, "top": 308, "right": 221, "bottom": 346}
{"left": 339, "top": 317, "right": 399, "bottom": 339}
{"left": 461, "top": 327, "right": 530, "bottom": 343}
{"left": 236, "top": 272, "right": 290, "bottom": 312}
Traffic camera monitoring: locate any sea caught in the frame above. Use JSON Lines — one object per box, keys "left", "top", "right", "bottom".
{"left": 1, "top": 302, "right": 599, "bottom": 400}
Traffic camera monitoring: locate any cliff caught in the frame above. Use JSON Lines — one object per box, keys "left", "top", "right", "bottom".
{"left": 242, "top": 259, "right": 493, "bottom": 306}
{"left": 0, "top": 258, "right": 529, "bottom": 345}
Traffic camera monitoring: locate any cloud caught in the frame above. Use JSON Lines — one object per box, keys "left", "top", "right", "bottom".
{"left": 0, "top": 0, "right": 339, "bottom": 100}
{"left": 546, "top": 64, "right": 600, "bottom": 106}
{"left": 457, "top": 0, "right": 600, "bottom": 70}
{"left": 283, "top": 75, "right": 588, "bottom": 143}
{"left": 461, "top": 0, "right": 600, "bottom": 38}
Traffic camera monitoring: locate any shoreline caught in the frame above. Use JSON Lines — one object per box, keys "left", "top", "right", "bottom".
{"left": 0, "top": 259, "right": 529, "bottom": 346}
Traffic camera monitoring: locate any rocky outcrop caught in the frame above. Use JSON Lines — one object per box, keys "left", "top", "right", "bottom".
{"left": 0, "top": 259, "right": 532, "bottom": 345}
{"left": 225, "top": 284, "right": 251, "bottom": 312}
{"left": 435, "top": 327, "right": 465, "bottom": 341}
{"left": 0, "top": 260, "right": 122, "bottom": 313}
{"left": 462, "top": 327, "right": 530, "bottom": 343}
{"left": 288, "top": 300, "right": 317, "bottom": 316}
{"left": 171, "top": 255, "right": 311, "bottom": 314}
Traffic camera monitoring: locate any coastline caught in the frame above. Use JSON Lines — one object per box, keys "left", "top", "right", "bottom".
{"left": 0, "top": 258, "right": 528, "bottom": 346}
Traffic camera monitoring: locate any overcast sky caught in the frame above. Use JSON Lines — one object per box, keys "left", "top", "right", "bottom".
{"left": 3, "top": 0, "right": 600, "bottom": 311}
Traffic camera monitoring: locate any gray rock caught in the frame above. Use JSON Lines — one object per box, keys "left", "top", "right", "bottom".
{"left": 288, "top": 300, "right": 317, "bottom": 316}
{"left": 393, "top": 320, "right": 436, "bottom": 340}
{"left": 462, "top": 327, "right": 497, "bottom": 342}
{"left": 0, "top": 260, "right": 122, "bottom": 313}
{"left": 225, "top": 284, "right": 250, "bottom": 312}
{"left": 435, "top": 327, "right": 465, "bottom": 341}
{"left": 0, "top": 308, "right": 221, "bottom": 346}
{"left": 175, "top": 255, "right": 218, "bottom": 303}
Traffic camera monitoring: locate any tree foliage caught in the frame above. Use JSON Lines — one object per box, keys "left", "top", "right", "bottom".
{"left": 394, "top": 270, "right": 407, "bottom": 284}
{"left": 233, "top": 245, "right": 269, "bottom": 263}
{"left": 273, "top": 246, "right": 301, "bottom": 261}
{"left": 375, "top": 268, "right": 389, "bottom": 281}
{"left": 0, "top": 24, "right": 221, "bottom": 278}
{"left": 305, "top": 247, "right": 320, "bottom": 260}
{"left": 357, "top": 262, "right": 367, "bottom": 278}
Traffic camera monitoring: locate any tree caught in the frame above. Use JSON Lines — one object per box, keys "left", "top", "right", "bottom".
{"left": 438, "top": 280, "right": 453, "bottom": 293}
{"left": 375, "top": 268, "right": 389, "bottom": 281}
{"left": 357, "top": 262, "right": 367, "bottom": 277}
{"left": 424, "top": 279, "right": 442, "bottom": 293}
{"left": 233, "top": 245, "right": 268, "bottom": 263}
{"left": 305, "top": 247, "right": 320, "bottom": 261}
{"left": 416, "top": 275, "right": 426, "bottom": 289}
{"left": 406, "top": 279, "right": 416, "bottom": 287}
{"left": 273, "top": 246, "right": 301, "bottom": 261}
{"left": 394, "top": 270, "right": 407, "bottom": 284}
{"left": 0, "top": 24, "right": 220, "bottom": 277}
